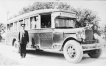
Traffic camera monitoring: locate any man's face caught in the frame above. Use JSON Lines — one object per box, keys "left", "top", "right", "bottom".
{"left": 21, "top": 25, "right": 25, "bottom": 30}
{"left": 21, "top": 25, "right": 25, "bottom": 27}
{"left": 22, "top": 26, "right": 25, "bottom": 30}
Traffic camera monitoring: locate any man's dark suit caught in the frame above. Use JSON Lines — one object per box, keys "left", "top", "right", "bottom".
{"left": 18, "top": 30, "right": 29, "bottom": 58}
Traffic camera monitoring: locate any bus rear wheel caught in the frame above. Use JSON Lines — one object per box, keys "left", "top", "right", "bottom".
{"left": 12, "top": 39, "right": 16, "bottom": 46}
{"left": 88, "top": 49, "right": 102, "bottom": 58}
{"left": 12, "top": 39, "right": 20, "bottom": 52}
{"left": 63, "top": 40, "right": 83, "bottom": 63}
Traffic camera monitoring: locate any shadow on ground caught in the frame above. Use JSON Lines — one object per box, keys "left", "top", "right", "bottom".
{"left": 26, "top": 49, "right": 106, "bottom": 64}
{"left": 80, "top": 53, "right": 106, "bottom": 64}
{"left": 26, "top": 50, "right": 64, "bottom": 59}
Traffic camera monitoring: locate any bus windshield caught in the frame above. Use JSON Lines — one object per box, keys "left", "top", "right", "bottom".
{"left": 55, "top": 17, "right": 75, "bottom": 28}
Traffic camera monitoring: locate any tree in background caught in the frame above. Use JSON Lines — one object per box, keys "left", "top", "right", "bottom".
{"left": 0, "top": 23, "right": 6, "bottom": 41}
{"left": 72, "top": 8, "right": 101, "bottom": 35}
{"left": 72, "top": 8, "right": 100, "bottom": 27}
{"left": 104, "top": 25, "right": 106, "bottom": 39}
{"left": 19, "top": 2, "right": 100, "bottom": 27}
{"left": 0, "top": 23, "right": 5, "bottom": 34}
{"left": 104, "top": 25, "right": 106, "bottom": 32}
{"left": 19, "top": 2, "right": 71, "bottom": 15}
{"left": 15, "top": 2, "right": 100, "bottom": 34}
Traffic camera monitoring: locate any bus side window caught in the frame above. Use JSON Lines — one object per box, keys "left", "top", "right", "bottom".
{"left": 24, "top": 18, "right": 30, "bottom": 30}
{"left": 41, "top": 14, "right": 51, "bottom": 28}
{"left": 30, "top": 16, "right": 38, "bottom": 29}
{"left": 7, "top": 24, "right": 10, "bottom": 31}
{"left": 10, "top": 23, "right": 13, "bottom": 31}
{"left": 14, "top": 22, "right": 17, "bottom": 31}
{"left": 17, "top": 21, "right": 20, "bottom": 31}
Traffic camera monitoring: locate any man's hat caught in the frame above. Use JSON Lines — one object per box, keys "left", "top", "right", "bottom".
{"left": 21, "top": 23, "right": 26, "bottom": 27}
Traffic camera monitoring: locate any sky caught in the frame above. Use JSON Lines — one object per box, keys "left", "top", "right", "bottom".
{"left": 0, "top": 0, "right": 106, "bottom": 28}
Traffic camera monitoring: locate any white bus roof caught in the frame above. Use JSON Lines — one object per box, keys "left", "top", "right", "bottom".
{"left": 7, "top": 9, "right": 76, "bottom": 24}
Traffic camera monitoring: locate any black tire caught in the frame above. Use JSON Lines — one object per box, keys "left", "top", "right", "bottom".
{"left": 13, "top": 40, "right": 20, "bottom": 53}
{"left": 63, "top": 40, "right": 83, "bottom": 63}
{"left": 12, "top": 39, "right": 16, "bottom": 46}
{"left": 88, "top": 49, "right": 102, "bottom": 58}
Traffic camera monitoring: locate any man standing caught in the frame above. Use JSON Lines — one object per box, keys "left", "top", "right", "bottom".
{"left": 18, "top": 23, "right": 29, "bottom": 58}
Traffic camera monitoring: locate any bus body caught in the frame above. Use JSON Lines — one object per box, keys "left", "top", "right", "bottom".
{"left": 5, "top": 9, "right": 105, "bottom": 63}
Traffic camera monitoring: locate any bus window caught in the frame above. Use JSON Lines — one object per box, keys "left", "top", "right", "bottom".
{"left": 24, "top": 18, "right": 30, "bottom": 30}
{"left": 19, "top": 20, "right": 24, "bottom": 30}
{"left": 14, "top": 22, "right": 17, "bottom": 31}
{"left": 7, "top": 24, "right": 10, "bottom": 31}
{"left": 30, "top": 16, "right": 38, "bottom": 29}
{"left": 55, "top": 17, "right": 75, "bottom": 28}
{"left": 17, "top": 21, "right": 20, "bottom": 31}
{"left": 41, "top": 14, "right": 51, "bottom": 28}
{"left": 10, "top": 23, "right": 13, "bottom": 31}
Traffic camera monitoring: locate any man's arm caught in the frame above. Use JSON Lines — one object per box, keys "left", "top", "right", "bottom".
{"left": 25, "top": 30, "right": 29, "bottom": 43}
{"left": 27, "top": 31, "right": 29, "bottom": 42}
{"left": 18, "top": 32, "right": 20, "bottom": 42}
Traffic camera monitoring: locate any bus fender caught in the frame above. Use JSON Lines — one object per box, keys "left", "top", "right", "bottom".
{"left": 61, "top": 37, "right": 80, "bottom": 51}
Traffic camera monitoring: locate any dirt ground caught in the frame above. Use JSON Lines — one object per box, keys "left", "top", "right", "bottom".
{"left": 0, "top": 54, "right": 19, "bottom": 65}
{"left": 0, "top": 39, "right": 106, "bottom": 66}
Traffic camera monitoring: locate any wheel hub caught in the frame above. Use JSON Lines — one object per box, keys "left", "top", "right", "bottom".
{"left": 67, "top": 45, "right": 76, "bottom": 58}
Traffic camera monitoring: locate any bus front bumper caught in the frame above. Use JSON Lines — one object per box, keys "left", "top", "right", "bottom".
{"left": 81, "top": 43, "right": 106, "bottom": 51}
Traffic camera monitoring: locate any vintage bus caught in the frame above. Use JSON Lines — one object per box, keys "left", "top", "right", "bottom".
{"left": 5, "top": 9, "right": 104, "bottom": 63}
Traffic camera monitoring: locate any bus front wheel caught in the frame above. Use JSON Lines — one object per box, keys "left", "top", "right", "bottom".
{"left": 63, "top": 40, "right": 83, "bottom": 63}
